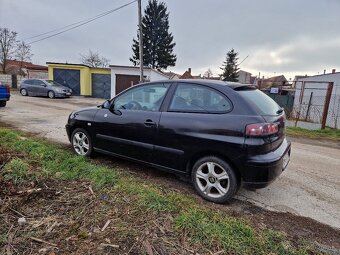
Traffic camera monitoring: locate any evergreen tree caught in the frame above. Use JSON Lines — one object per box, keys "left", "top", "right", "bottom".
{"left": 130, "top": 0, "right": 176, "bottom": 70}
{"left": 220, "top": 49, "right": 239, "bottom": 82}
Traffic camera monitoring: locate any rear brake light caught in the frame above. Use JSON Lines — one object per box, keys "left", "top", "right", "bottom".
{"left": 6, "top": 85, "right": 10, "bottom": 93}
{"left": 246, "top": 123, "right": 279, "bottom": 137}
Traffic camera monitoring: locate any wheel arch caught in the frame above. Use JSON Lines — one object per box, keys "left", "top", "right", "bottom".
{"left": 186, "top": 151, "right": 242, "bottom": 183}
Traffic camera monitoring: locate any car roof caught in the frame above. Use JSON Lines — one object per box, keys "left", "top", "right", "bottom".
{"left": 146, "top": 79, "right": 252, "bottom": 90}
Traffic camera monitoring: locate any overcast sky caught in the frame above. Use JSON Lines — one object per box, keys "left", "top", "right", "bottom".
{"left": 1, "top": 0, "right": 340, "bottom": 80}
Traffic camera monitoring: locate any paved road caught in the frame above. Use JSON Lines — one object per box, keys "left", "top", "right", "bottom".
{"left": 1, "top": 93, "right": 340, "bottom": 229}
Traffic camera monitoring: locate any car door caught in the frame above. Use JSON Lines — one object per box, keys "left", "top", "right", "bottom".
{"left": 153, "top": 82, "right": 234, "bottom": 172}
{"left": 24, "top": 80, "right": 36, "bottom": 95}
{"left": 34, "top": 80, "right": 48, "bottom": 96}
{"left": 92, "top": 82, "right": 171, "bottom": 162}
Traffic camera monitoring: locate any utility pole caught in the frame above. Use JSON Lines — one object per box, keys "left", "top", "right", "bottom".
{"left": 138, "top": 0, "right": 144, "bottom": 83}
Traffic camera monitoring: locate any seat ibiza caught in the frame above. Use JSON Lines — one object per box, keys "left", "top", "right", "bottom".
{"left": 66, "top": 80, "right": 291, "bottom": 203}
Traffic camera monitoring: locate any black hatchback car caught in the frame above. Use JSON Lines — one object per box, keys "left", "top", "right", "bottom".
{"left": 66, "top": 80, "right": 291, "bottom": 203}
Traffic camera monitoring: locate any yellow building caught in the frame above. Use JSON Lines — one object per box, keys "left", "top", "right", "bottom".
{"left": 47, "top": 62, "right": 111, "bottom": 98}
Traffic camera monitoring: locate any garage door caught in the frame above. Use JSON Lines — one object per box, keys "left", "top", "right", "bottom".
{"left": 115, "top": 74, "right": 140, "bottom": 95}
{"left": 92, "top": 74, "right": 111, "bottom": 99}
{"left": 53, "top": 69, "right": 81, "bottom": 95}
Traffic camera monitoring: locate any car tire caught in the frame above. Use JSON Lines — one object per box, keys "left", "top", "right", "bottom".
{"left": 0, "top": 101, "right": 6, "bottom": 107}
{"left": 191, "top": 156, "right": 239, "bottom": 203}
{"left": 20, "top": 88, "right": 28, "bottom": 96}
{"left": 71, "top": 128, "right": 93, "bottom": 157}
{"left": 48, "top": 91, "right": 55, "bottom": 99}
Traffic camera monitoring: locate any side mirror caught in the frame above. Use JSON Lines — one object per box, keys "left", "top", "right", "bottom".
{"left": 101, "top": 100, "right": 111, "bottom": 109}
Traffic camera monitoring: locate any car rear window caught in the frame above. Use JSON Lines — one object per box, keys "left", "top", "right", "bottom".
{"left": 237, "top": 88, "right": 281, "bottom": 115}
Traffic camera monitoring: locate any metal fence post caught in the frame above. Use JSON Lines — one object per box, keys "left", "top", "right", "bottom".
{"left": 321, "top": 82, "right": 334, "bottom": 129}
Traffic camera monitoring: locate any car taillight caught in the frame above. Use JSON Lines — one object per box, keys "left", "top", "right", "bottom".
{"left": 246, "top": 123, "right": 279, "bottom": 137}
{"left": 6, "top": 85, "right": 10, "bottom": 93}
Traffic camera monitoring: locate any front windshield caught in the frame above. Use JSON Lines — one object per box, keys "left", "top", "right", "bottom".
{"left": 45, "top": 80, "right": 63, "bottom": 86}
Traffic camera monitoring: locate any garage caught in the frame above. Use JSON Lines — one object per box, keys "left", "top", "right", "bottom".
{"left": 53, "top": 68, "right": 81, "bottom": 95}
{"left": 115, "top": 74, "right": 140, "bottom": 95}
{"left": 92, "top": 74, "right": 111, "bottom": 99}
{"left": 110, "top": 65, "right": 170, "bottom": 97}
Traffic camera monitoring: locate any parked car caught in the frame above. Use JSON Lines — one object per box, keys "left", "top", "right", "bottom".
{"left": 0, "top": 84, "right": 10, "bottom": 107}
{"left": 20, "top": 79, "right": 72, "bottom": 98}
{"left": 66, "top": 80, "right": 291, "bottom": 203}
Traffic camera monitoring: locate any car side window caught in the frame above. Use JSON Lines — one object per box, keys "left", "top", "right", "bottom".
{"left": 114, "top": 83, "right": 170, "bottom": 112}
{"left": 24, "top": 80, "right": 34, "bottom": 85}
{"left": 169, "top": 83, "right": 232, "bottom": 113}
{"left": 34, "top": 80, "right": 45, "bottom": 86}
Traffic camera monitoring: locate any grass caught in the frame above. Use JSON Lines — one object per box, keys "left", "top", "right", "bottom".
{"left": 286, "top": 127, "right": 340, "bottom": 141}
{"left": 0, "top": 128, "right": 323, "bottom": 255}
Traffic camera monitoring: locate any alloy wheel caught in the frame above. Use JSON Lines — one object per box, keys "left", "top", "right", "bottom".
{"left": 21, "top": 89, "right": 27, "bottom": 96}
{"left": 48, "top": 91, "right": 55, "bottom": 98}
{"left": 195, "top": 162, "right": 230, "bottom": 199}
{"left": 72, "top": 131, "right": 90, "bottom": 156}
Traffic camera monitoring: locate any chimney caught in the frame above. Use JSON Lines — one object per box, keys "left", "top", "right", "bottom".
{"left": 324, "top": 69, "right": 326, "bottom": 74}
{"left": 332, "top": 69, "right": 336, "bottom": 74}
{"left": 188, "top": 68, "right": 191, "bottom": 74}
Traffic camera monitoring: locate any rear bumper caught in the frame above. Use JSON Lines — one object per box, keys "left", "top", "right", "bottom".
{"left": 0, "top": 95, "right": 10, "bottom": 101}
{"left": 242, "top": 138, "right": 291, "bottom": 188}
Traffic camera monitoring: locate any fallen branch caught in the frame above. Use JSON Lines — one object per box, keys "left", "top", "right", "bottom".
{"left": 9, "top": 208, "right": 25, "bottom": 217}
{"left": 100, "top": 243, "right": 119, "bottom": 248}
{"left": 101, "top": 220, "right": 111, "bottom": 232}
{"left": 29, "top": 237, "right": 57, "bottom": 247}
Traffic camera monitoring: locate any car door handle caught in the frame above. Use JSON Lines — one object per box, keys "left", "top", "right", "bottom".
{"left": 144, "top": 119, "right": 156, "bottom": 127}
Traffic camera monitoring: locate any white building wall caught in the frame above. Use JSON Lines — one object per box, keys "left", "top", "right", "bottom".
{"left": 110, "top": 67, "right": 169, "bottom": 98}
{"left": 294, "top": 73, "right": 340, "bottom": 128}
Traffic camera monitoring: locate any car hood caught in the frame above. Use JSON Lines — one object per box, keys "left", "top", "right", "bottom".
{"left": 69, "top": 106, "right": 99, "bottom": 122}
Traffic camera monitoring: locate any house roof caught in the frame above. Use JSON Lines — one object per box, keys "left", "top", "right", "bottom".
{"left": 179, "top": 70, "right": 194, "bottom": 79}
{"left": 263, "top": 75, "right": 287, "bottom": 83}
{"left": 8, "top": 60, "right": 47, "bottom": 70}
{"left": 46, "top": 62, "right": 110, "bottom": 70}
{"left": 163, "top": 71, "right": 180, "bottom": 79}
{"left": 109, "top": 65, "right": 169, "bottom": 78}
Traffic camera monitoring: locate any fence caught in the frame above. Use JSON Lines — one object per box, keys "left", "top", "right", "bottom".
{"left": 264, "top": 91, "right": 295, "bottom": 119}
{"left": 292, "top": 81, "right": 339, "bottom": 129}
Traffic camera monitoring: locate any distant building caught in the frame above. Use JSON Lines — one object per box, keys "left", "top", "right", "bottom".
{"left": 259, "top": 75, "right": 288, "bottom": 89}
{"left": 1, "top": 60, "right": 48, "bottom": 79}
{"left": 180, "top": 68, "right": 202, "bottom": 79}
{"left": 237, "top": 70, "right": 252, "bottom": 84}
{"left": 163, "top": 71, "right": 180, "bottom": 80}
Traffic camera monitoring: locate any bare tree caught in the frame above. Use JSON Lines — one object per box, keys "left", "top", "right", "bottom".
{"left": 15, "top": 41, "right": 33, "bottom": 75}
{"left": 203, "top": 68, "right": 213, "bottom": 78}
{"left": 80, "top": 50, "right": 109, "bottom": 68}
{"left": 0, "top": 27, "right": 18, "bottom": 73}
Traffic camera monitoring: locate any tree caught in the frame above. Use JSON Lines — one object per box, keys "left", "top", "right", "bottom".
{"left": 220, "top": 49, "right": 239, "bottom": 82}
{"left": 130, "top": 0, "right": 176, "bottom": 70}
{"left": 203, "top": 68, "right": 213, "bottom": 78}
{"left": 15, "top": 41, "right": 33, "bottom": 75}
{"left": 80, "top": 50, "right": 109, "bottom": 68}
{"left": 0, "top": 27, "right": 18, "bottom": 74}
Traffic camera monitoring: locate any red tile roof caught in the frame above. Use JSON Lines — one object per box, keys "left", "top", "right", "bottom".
{"left": 7, "top": 60, "right": 48, "bottom": 70}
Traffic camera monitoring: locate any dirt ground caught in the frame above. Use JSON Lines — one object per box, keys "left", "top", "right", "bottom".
{"left": 1, "top": 93, "right": 340, "bottom": 230}
{"left": 1, "top": 146, "right": 340, "bottom": 255}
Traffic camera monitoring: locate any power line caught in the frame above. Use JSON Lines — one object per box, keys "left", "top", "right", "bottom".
{"left": 23, "top": 9, "right": 117, "bottom": 41}
{"left": 26, "top": 0, "right": 137, "bottom": 45}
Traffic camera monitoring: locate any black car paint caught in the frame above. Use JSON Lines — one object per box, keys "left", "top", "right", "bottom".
{"left": 66, "top": 80, "right": 291, "bottom": 187}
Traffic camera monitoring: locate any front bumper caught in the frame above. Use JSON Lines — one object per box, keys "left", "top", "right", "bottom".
{"left": 65, "top": 123, "right": 71, "bottom": 141}
{"left": 242, "top": 138, "right": 291, "bottom": 188}
{"left": 55, "top": 92, "right": 72, "bottom": 98}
